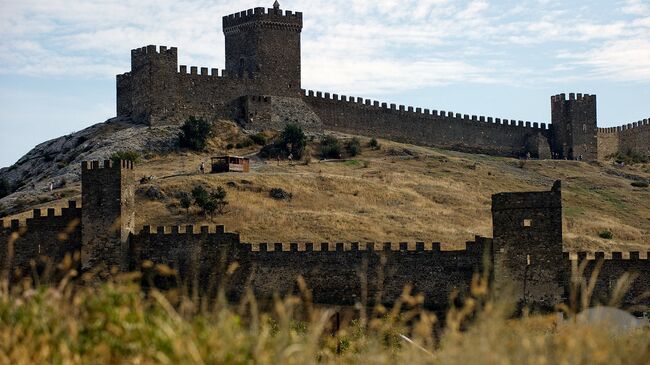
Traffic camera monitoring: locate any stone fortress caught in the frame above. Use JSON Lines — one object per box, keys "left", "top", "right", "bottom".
{"left": 115, "top": 2, "right": 650, "bottom": 161}
{"left": 2, "top": 3, "right": 649, "bottom": 312}
{"left": 1, "top": 160, "right": 649, "bottom": 311}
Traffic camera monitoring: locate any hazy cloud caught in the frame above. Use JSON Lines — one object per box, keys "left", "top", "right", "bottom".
{"left": 0, "top": 0, "right": 649, "bottom": 92}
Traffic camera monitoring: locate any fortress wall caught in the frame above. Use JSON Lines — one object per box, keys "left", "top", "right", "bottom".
{"left": 0, "top": 201, "right": 81, "bottom": 272}
{"left": 129, "top": 225, "right": 243, "bottom": 295}
{"left": 571, "top": 252, "right": 650, "bottom": 307}
{"left": 597, "top": 120, "right": 650, "bottom": 158}
{"left": 618, "top": 119, "right": 650, "bottom": 156}
{"left": 245, "top": 238, "right": 490, "bottom": 310}
{"left": 304, "top": 91, "right": 551, "bottom": 158}
{"left": 597, "top": 128, "right": 620, "bottom": 158}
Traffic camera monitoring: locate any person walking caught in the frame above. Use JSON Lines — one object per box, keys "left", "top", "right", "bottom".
{"left": 200, "top": 161, "right": 205, "bottom": 174}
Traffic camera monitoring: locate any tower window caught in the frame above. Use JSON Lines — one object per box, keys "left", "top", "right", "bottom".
{"left": 523, "top": 219, "right": 532, "bottom": 227}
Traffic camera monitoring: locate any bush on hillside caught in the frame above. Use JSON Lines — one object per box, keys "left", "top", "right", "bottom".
{"left": 612, "top": 149, "right": 648, "bottom": 165}
{"left": 345, "top": 137, "right": 362, "bottom": 157}
{"left": 598, "top": 230, "right": 613, "bottom": 240}
{"left": 631, "top": 181, "right": 649, "bottom": 188}
{"left": 0, "top": 178, "right": 11, "bottom": 199}
{"left": 249, "top": 133, "right": 267, "bottom": 146}
{"left": 179, "top": 192, "right": 192, "bottom": 215}
{"left": 179, "top": 116, "right": 213, "bottom": 151}
{"left": 320, "top": 135, "right": 341, "bottom": 159}
{"left": 258, "top": 124, "right": 306, "bottom": 160}
{"left": 368, "top": 137, "right": 381, "bottom": 150}
{"left": 190, "top": 185, "right": 228, "bottom": 219}
{"left": 111, "top": 150, "right": 141, "bottom": 164}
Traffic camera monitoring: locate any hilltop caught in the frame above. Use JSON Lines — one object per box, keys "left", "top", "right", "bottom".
{"left": 1, "top": 119, "right": 648, "bottom": 252}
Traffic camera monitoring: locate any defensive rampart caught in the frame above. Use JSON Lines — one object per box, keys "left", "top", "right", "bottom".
{"left": 598, "top": 119, "right": 650, "bottom": 158}
{"left": 0, "top": 201, "right": 81, "bottom": 272}
{"left": 568, "top": 251, "right": 650, "bottom": 307}
{"left": 303, "top": 90, "right": 552, "bottom": 158}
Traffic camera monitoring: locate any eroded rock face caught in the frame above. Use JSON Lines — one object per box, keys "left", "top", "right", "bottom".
{"left": 0, "top": 117, "right": 180, "bottom": 214}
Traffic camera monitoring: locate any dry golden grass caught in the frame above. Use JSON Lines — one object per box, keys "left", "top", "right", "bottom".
{"left": 4, "top": 127, "right": 650, "bottom": 252}
{"left": 1, "top": 265, "right": 648, "bottom": 365}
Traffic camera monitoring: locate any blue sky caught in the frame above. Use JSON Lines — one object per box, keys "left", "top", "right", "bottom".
{"left": 1, "top": 0, "right": 650, "bottom": 168}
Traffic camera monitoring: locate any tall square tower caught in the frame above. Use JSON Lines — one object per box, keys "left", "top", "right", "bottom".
{"left": 550, "top": 93, "right": 598, "bottom": 160}
{"left": 81, "top": 160, "right": 135, "bottom": 272}
{"left": 222, "top": 2, "right": 303, "bottom": 97}
{"left": 491, "top": 181, "right": 565, "bottom": 310}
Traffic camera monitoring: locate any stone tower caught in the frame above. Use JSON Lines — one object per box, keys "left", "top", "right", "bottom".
{"left": 550, "top": 93, "right": 598, "bottom": 161}
{"left": 491, "top": 181, "right": 565, "bottom": 310}
{"left": 222, "top": 1, "right": 303, "bottom": 97}
{"left": 81, "top": 160, "right": 135, "bottom": 271}
{"left": 117, "top": 45, "right": 179, "bottom": 125}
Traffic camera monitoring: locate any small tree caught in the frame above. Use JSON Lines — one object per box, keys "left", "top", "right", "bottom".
{"left": 179, "top": 116, "right": 213, "bottom": 151}
{"left": 0, "top": 178, "right": 11, "bottom": 199}
{"left": 191, "top": 185, "right": 209, "bottom": 212}
{"left": 211, "top": 186, "right": 228, "bottom": 215}
{"left": 345, "top": 138, "right": 361, "bottom": 157}
{"left": 368, "top": 138, "right": 380, "bottom": 150}
{"left": 320, "top": 135, "right": 341, "bottom": 159}
{"left": 179, "top": 192, "right": 192, "bottom": 215}
{"left": 280, "top": 124, "right": 306, "bottom": 159}
{"left": 111, "top": 150, "right": 141, "bottom": 164}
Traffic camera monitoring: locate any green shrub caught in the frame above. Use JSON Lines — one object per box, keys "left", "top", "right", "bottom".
{"left": 111, "top": 150, "right": 141, "bottom": 164}
{"left": 345, "top": 138, "right": 362, "bottom": 157}
{"left": 191, "top": 185, "right": 227, "bottom": 219}
{"left": 0, "top": 178, "right": 11, "bottom": 199}
{"left": 280, "top": 124, "right": 306, "bottom": 159}
{"left": 631, "top": 181, "right": 649, "bottom": 188}
{"left": 226, "top": 143, "right": 234, "bottom": 150}
{"left": 598, "top": 230, "right": 613, "bottom": 240}
{"left": 368, "top": 137, "right": 380, "bottom": 149}
{"left": 250, "top": 133, "right": 267, "bottom": 146}
{"left": 179, "top": 116, "right": 213, "bottom": 151}
{"left": 258, "top": 124, "right": 306, "bottom": 160}
{"left": 612, "top": 149, "right": 648, "bottom": 165}
{"left": 320, "top": 135, "right": 341, "bottom": 159}
{"left": 179, "top": 192, "right": 192, "bottom": 215}
{"left": 236, "top": 139, "right": 254, "bottom": 149}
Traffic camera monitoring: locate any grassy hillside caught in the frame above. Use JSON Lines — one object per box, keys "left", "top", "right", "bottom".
{"left": 3, "top": 121, "right": 649, "bottom": 252}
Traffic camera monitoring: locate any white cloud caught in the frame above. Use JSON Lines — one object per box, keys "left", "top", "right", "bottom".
{"left": 0, "top": 0, "right": 649, "bottom": 90}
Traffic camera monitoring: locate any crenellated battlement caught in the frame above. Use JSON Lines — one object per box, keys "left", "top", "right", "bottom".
{"left": 551, "top": 93, "right": 596, "bottom": 103}
{"left": 222, "top": 6, "right": 303, "bottom": 34}
{"left": 246, "top": 238, "right": 487, "bottom": 253}
{"left": 598, "top": 118, "right": 650, "bottom": 133}
{"left": 131, "top": 44, "right": 178, "bottom": 58}
{"left": 138, "top": 225, "right": 228, "bottom": 236}
{"left": 0, "top": 201, "right": 80, "bottom": 230}
{"left": 304, "top": 89, "right": 548, "bottom": 130}
{"left": 566, "top": 251, "right": 650, "bottom": 261}
{"left": 81, "top": 160, "right": 134, "bottom": 171}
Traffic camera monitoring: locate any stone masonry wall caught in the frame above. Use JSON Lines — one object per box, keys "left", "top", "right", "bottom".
{"left": 303, "top": 90, "right": 552, "bottom": 158}
{"left": 491, "top": 181, "right": 565, "bottom": 309}
{"left": 81, "top": 160, "right": 135, "bottom": 271}
{"left": 598, "top": 119, "right": 650, "bottom": 158}
{"left": 241, "top": 239, "right": 490, "bottom": 311}
{"left": 0, "top": 201, "right": 81, "bottom": 273}
{"left": 570, "top": 252, "right": 650, "bottom": 308}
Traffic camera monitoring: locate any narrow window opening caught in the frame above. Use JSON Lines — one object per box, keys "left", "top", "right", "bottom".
{"left": 523, "top": 219, "right": 532, "bottom": 227}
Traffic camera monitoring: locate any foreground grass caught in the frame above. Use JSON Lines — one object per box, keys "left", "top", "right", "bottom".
{"left": 1, "top": 274, "right": 648, "bottom": 365}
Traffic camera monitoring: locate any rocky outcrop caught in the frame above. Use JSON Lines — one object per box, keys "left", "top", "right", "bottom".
{"left": 0, "top": 117, "right": 180, "bottom": 213}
